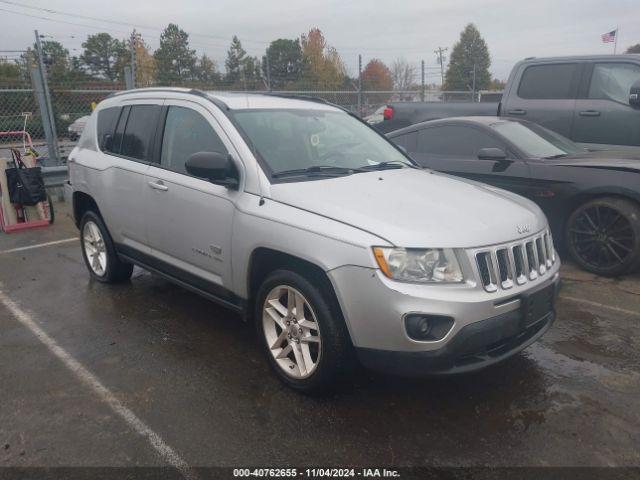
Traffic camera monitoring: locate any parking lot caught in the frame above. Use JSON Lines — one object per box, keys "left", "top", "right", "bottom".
{"left": 1, "top": 201, "right": 639, "bottom": 472}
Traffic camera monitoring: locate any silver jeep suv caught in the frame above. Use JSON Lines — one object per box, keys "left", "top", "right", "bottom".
{"left": 65, "top": 88, "right": 560, "bottom": 392}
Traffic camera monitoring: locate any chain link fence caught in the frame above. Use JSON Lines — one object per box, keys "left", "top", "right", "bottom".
{"left": 0, "top": 64, "right": 501, "bottom": 165}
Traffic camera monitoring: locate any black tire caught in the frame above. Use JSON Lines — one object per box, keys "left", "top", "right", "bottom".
{"left": 80, "top": 210, "right": 133, "bottom": 283}
{"left": 255, "top": 269, "right": 353, "bottom": 393}
{"left": 565, "top": 197, "right": 640, "bottom": 276}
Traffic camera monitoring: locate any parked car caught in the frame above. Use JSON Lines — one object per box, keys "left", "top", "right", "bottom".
{"left": 65, "top": 89, "right": 559, "bottom": 392}
{"left": 67, "top": 115, "right": 90, "bottom": 141}
{"left": 388, "top": 116, "right": 640, "bottom": 276}
{"left": 379, "top": 55, "right": 640, "bottom": 151}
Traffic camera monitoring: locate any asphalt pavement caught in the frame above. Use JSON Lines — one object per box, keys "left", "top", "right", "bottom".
{"left": 1, "top": 201, "right": 639, "bottom": 474}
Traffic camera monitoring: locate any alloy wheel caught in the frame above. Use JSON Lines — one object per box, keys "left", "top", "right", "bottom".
{"left": 262, "top": 285, "right": 322, "bottom": 379}
{"left": 83, "top": 220, "right": 107, "bottom": 276}
{"left": 568, "top": 204, "right": 635, "bottom": 271}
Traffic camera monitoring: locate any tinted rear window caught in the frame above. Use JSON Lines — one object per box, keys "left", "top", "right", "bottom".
{"left": 120, "top": 105, "right": 161, "bottom": 161}
{"left": 518, "top": 63, "right": 579, "bottom": 99}
{"left": 97, "top": 107, "right": 121, "bottom": 151}
{"left": 417, "top": 125, "right": 501, "bottom": 157}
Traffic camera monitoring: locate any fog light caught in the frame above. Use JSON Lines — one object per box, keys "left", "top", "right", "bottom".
{"left": 404, "top": 314, "right": 454, "bottom": 341}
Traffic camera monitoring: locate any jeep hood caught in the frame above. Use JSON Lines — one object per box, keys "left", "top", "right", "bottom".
{"left": 269, "top": 169, "right": 546, "bottom": 248}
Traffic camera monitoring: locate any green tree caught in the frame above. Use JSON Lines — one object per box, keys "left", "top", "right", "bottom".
{"left": 225, "top": 36, "right": 246, "bottom": 85}
{"left": 154, "top": 23, "right": 197, "bottom": 84}
{"left": 80, "top": 33, "right": 128, "bottom": 81}
{"left": 263, "top": 38, "right": 304, "bottom": 89}
{"left": 0, "top": 59, "right": 22, "bottom": 86}
{"left": 444, "top": 23, "right": 491, "bottom": 91}
{"left": 195, "top": 54, "right": 220, "bottom": 84}
{"left": 627, "top": 44, "right": 640, "bottom": 54}
{"left": 241, "top": 55, "right": 262, "bottom": 89}
{"left": 20, "top": 40, "right": 72, "bottom": 83}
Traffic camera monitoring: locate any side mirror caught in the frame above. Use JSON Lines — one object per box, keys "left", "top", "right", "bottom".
{"left": 478, "top": 147, "right": 508, "bottom": 161}
{"left": 630, "top": 80, "right": 640, "bottom": 108}
{"left": 185, "top": 151, "right": 238, "bottom": 188}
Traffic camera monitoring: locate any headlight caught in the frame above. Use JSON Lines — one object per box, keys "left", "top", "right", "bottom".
{"left": 373, "top": 247, "right": 464, "bottom": 283}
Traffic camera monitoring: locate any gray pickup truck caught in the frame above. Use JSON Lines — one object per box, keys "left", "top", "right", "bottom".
{"left": 379, "top": 55, "right": 640, "bottom": 150}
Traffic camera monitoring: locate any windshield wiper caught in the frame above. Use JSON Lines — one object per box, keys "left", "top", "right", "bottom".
{"left": 544, "top": 153, "right": 569, "bottom": 159}
{"left": 359, "top": 160, "right": 420, "bottom": 171}
{"left": 272, "top": 165, "right": 364, "bottom": 178}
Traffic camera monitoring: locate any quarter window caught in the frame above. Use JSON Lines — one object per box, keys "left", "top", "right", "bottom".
{"left": 417, "top": 125, "right": 502, "bottom": 157}
{"left": 588, "top": 63, "right": 640, "bottom": 105}
{"left": 518, "top": 64, "right": 580, "bottom": 99}
{"left": 160, "top": 106, "right": 227, "bottom": 175}
{"left": 97, "top": 107, "right": 121, "bottom": 152}
{"left": 120, "top": 105, "right": 160, "bottom": 161}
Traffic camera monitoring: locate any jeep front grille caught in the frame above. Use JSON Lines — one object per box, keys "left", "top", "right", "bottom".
{"left": 474, "top": 230, "right": 556, "bottom": 292}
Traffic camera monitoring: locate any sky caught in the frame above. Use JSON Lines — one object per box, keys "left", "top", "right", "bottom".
{"left": 0, "top": 0, "right": 638, "bottom": 84}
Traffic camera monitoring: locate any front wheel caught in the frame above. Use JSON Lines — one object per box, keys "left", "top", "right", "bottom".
{"left": 565, "top": 197, "right": 640, "bottom": 276}
{"left": 255, "top": 269, "right": 353, "bottom": 393}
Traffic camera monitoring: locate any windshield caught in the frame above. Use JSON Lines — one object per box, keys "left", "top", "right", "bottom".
{"left": 490, "top": 121, "right": 585, "bottom": 158}
{"left": 231, "top": 109, "right": 412, "bottom": 177}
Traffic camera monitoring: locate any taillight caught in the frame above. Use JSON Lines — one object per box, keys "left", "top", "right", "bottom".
{"left": 383, "top": 106, "right": 394, "bottom": 120}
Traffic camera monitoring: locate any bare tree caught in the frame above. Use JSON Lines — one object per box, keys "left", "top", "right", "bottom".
{"left": 391, "top": 58, "right": 416, "bottom": 91}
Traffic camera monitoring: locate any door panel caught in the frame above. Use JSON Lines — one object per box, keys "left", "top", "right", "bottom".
{"left": 503, "top": 63, "right": 582, "bottom": 138}
{"left": 144, "top": 101, "right": 237, "bottom": 291}
{"left": 572, "top": 62, "right": 640, "bottom": 147}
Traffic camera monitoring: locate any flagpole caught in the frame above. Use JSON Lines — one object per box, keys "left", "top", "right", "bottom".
{"left": 614, "top": 26, "right": 619, "bottom": 54}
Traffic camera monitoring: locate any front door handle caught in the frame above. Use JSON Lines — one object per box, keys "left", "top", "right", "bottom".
{"left": 579, "top": 110, "right": 601, "bottom": 117}
{"left": 507, "top": 109, "right": 527, "bottom": 115}
{"left": 148, "top": 180, "right": 169, "bottom": 191}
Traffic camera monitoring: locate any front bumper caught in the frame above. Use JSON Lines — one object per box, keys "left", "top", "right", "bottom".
{"left": 328, "top": 258, "right": 560, "bottom": 376}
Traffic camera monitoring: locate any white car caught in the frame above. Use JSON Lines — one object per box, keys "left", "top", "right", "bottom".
{"left": 65, "top": 88, "right": 560, "bottom": 392}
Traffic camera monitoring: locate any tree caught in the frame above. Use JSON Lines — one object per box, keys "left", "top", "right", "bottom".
{"left": 262, "top": 38, "right": 304, "bottom": 89}
{"left": 444, "top": 23, "right": 491, "bottom": 91}
{"left": 242, "top": 55, "right": 262, "bottom": 89}
{"left": 0, "top": 59, "right": 22, "bottom": 86}
{"left": 361, "top": 59, "right": 393, "bottom": 91}
{"left": 80, "top": 33, "right": 128, "bottom": 81}
{"left": 300, "top": 28, "right": 346, "bottom": 89}
{"left": 225, "top": 36, "right": 246, "bottom": 85}
{"left": 195, "top": 54, "right": 220, "bottom": 84}
{"left": 391, "top": 58, "right": 416, "bottom": 91}
{"left": 20, "top": 40, "right": 72, "bottom": 83}
{"left": 132, "top": 32, "right": 156, "bottom": 87}
{"left": 627, "top": 44, "right": 640, "bottom": 54}
{"left": 154, "top": 23, "right": 197, "bottom": 84}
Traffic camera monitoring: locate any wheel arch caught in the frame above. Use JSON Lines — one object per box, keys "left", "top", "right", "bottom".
{"left": 72, "top": 191, "right": 102, "bottom": 228}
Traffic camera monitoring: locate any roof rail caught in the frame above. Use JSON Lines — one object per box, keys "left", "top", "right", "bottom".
{"left": 261, "top": 92, "right": 347, "bottom": 112}
{"left": 104, "top": 87, "right": 229, "bottom": 111}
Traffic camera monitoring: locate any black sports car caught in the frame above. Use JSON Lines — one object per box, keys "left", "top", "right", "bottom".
{"left": 387, "top": 116, "right": 640, "bottom": 276}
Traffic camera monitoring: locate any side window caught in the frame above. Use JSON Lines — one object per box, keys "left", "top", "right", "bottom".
{"left": 417, "top": 126, "right": 502, "bottom": 158}
{"left": 391, "top": 131, "right": 417, "bottom": 152}
{"left": 160, "top": 106, "right": 227, "bottom": 175}
{"left": 518, "top": 63, "right": 579, "bottom": 99}
{"left": 120, "top": 105, "right": 161, "bottom": 161}
{"left": 97, "top": 107, "right": 121, "bottom": 152}
{"left": 588, "top": 63, "right": 640, "bottom": 105}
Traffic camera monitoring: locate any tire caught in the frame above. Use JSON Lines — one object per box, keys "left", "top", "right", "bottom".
{"left": 255, "top": 269, "right": 353, "bottom": 393}
{"left": 565, "top": 197, "right": 640, "bottom": 276}
{"left": 80, "top": 210, "right": 133, "bottom": 283}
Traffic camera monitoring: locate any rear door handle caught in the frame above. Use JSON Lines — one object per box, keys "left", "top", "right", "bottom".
{"left": 148, "top": 180, "right": 169, "bottom": 191}
{"left": 507, "top": 109, "right": 527, "bottom": 115}
{"left": 579, "top": 110, "right": 601, "bottom": 117}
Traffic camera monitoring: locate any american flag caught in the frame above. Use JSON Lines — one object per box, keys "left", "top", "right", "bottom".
{"left": 602, "top": 30, "right": 617, "bottom": 43}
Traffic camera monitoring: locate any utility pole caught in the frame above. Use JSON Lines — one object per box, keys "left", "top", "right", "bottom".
{"left": 130, "top": 30, "right": 137, "bottom": 88}
{"left": 357, "top": 54, "right": 363, "bottom": 117}
{"left": 434, "top": 47, "right": 448, "bottom": 88}
{"left": 471, "top": 63, "right": 477, "bottom": 102}
{"left": 421, "top": 60, "right": 425, "bottom": 102}
{"left": 34, "top": 30, "right": 59, "bottom": 164}
{"left": 265, "top": 51, "right": 272, "bottom": 91}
